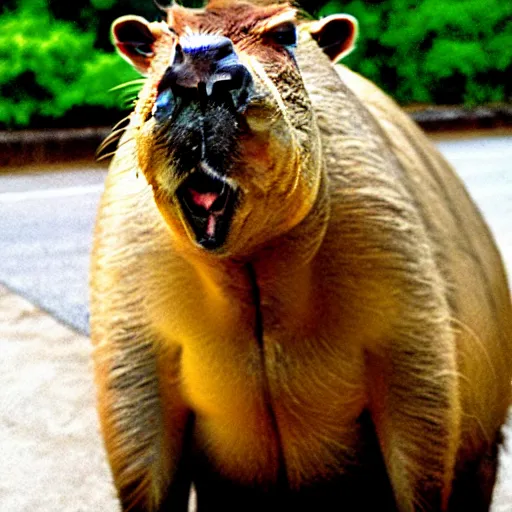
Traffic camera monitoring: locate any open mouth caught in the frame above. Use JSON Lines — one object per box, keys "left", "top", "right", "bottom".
{"left": 177, "top": 169, "right": 238, "bottom": 251}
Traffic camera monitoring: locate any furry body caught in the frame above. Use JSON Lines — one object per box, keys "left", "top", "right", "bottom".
{"left": 90, "top": 2, "right": 512, "bottom": 510}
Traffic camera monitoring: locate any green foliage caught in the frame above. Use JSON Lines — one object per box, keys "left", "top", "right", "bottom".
{"left": 0, "top": 0, "right": 139, "bottom": 128}
{"left": 320, "top": 0, "right": 512, "bottom": 105}
{"left": 0, "top": 0, "right": 510, "bottom": 128}
{"left": 90, "top": 0, "right": 117, "bottom": 9}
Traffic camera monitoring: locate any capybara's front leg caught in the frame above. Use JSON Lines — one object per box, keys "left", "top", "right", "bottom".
{"left": 368, "top": 319, "right": 461, "bottom": 511}
{"left": 93, "top": 334, "right": 192, "bottom": 512}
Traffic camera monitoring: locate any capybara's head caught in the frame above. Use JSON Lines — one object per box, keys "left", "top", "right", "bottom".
{"left": 112, "top": 0, "right": 357, "bottom": 256}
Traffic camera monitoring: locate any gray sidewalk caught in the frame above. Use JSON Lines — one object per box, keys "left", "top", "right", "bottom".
{"left": 0, "top": 285, "right": 119, "bottom": 511}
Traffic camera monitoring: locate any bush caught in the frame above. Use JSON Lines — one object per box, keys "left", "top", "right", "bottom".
{"left": 319, "top": 0, "right": 512, "bottom": 105}
{"left": 0, "top": 0, "right": 138, "bottom": 128}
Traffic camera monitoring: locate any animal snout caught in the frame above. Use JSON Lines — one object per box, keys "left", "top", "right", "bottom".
{"left": 155, "top": 34, "right": 253, "bottom": 118}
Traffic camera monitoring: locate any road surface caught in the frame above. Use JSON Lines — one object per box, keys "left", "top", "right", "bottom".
{"left": 0, "top": 164, "right": 106, "bottom": 334}
{"left": 0, "top": 134, "right": 511, "bottom": 511}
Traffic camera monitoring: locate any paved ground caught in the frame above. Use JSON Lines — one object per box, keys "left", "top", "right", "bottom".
{"left": 0, "top": 285, "right": 119, "bottom": 511}
{"left": 435, "top": 133, "right": 512, "bottom": 276}
{"left": 1, "top": 133, "right": 511, "bottom": 510}
{"left": 0, "top": 162, "right": 107, "bottom": 334}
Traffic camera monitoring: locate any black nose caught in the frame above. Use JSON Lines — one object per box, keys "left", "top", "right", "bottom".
{"left": 155, "top": 34, "right": 253, "bottom": 116}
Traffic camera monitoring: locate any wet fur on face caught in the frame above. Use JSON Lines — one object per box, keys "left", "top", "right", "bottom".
{"left": 121, "top": 1, "right": 320, "bottom": 255}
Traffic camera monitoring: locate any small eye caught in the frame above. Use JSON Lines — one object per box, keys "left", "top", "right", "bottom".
{"left": 267, "top": 22, "right": 297, "bottom": 49}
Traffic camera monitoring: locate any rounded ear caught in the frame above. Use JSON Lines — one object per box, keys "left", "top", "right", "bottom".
{"left": 112, "top": 16, "right": 170, "bottom": 75}
{"left": 308, "top": 14, "right": 358, "bottom": 63}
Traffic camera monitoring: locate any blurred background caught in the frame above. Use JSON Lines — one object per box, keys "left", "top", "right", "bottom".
{"left": 0, "top": 1, "right": 511, "bottom": 511}
{"left": 0, "top": 0, "right": 510, "bottom": 130}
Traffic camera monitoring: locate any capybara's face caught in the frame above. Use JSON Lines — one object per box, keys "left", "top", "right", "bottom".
{"left": 112, "top": 1, "right": 326, "bottom": 256}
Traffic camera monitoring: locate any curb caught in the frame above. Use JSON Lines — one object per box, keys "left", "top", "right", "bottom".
{"left": 0, "top": 107, "right": 510, "bottom": 167}
{"left": 405, "top": 104, "right": 512, "bottom": 132}
{"left": 0, "top": 127, "right": 110, "bottom": 168}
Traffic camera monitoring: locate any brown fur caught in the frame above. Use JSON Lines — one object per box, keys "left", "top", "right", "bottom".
{"left": 90, "top": 2, "right": 512, "bottom": 511}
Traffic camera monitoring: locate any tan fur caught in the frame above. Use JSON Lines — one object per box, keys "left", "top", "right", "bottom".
{"left": 90, "top": 2, "right": 512, "bottom": 511}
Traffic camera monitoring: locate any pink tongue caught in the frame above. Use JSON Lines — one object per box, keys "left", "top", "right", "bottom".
{"left": 189, "top": 188, "right": 219, "bottom": 211}
{"left": 206, "top": 216, "right": 216, "bottom": 237}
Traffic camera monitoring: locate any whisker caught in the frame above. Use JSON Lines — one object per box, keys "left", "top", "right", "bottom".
{"left": 115, "top": 137, "right": 135, "bottom": 151}
{"left": 108, "top": 79, "right": 146, "bottom": 111}
{"left": 96, "top": 137, "right": 135, "bottom": 162}
{"left": 97, "top": 129, "right": 126, "bottom": 154}
{"left": 96, "top": 122, "right": 133, "bottom": 160}
{"left": 118, "top": 87, "right": 143, "bottom": 96}
{"left": 109, "top": 79, "right": 147, "bottom": 93}
{"left": 119, "top": 93, "right": 140, "bottom": 105}
{"left": 96, "top": 150, "right": 118, "bottom": 162}
{"left": 111, "top": 115, "right": 132, "bottom": 133}
{"left": 121, "top": 99, "right": 138, "bottom": 109}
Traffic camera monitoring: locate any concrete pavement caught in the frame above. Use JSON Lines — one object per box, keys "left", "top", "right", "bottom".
{"left": 0, "top": 285, "right": 119, "bottom": 511}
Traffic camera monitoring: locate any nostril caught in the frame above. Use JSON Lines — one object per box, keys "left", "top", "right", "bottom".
{"left": 206, "top": 72, "right": 233, "bottom": 97}
{"left": 206, "top": 64, "right": 253, "bottom": 112}
{"left": 206, "top": 66, "right": 243, "bottom": 95}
